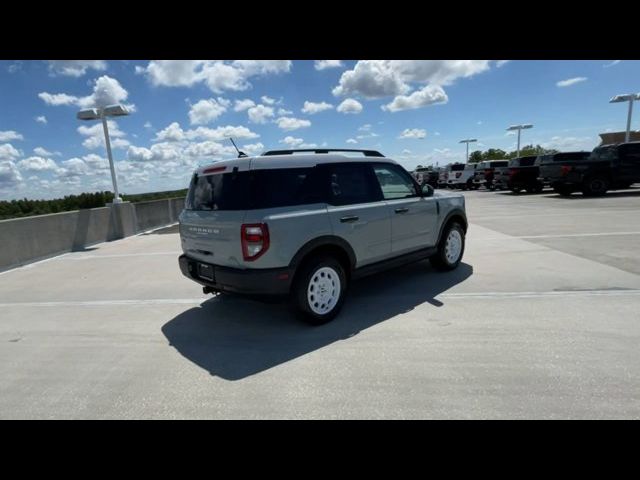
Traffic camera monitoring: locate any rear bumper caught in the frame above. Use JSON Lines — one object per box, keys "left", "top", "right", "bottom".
{"left": 178, "top": 254, "right": 292, "bottom": 296}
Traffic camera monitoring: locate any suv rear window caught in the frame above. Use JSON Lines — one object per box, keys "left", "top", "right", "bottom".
{"left": 510, "top": 157, "right": 537, "bottom": 167}
{"left": 186, "top": 172, "right": 249, "bottom": 211}
{"left": 539, "top": 152, "right": 590, "bottom": 163}
{"left": 450, "top": 164, "right": 465, "bottom": 171}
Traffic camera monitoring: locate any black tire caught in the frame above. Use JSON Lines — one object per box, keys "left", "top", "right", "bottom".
{"left": 430, "top": 222, "right": 465, "bottom": 271}
{"left": 292, "top": 255, "right": 347, "bottom": 325}
{"left": 582, "top": 176, "right": 609, "bottom": 196}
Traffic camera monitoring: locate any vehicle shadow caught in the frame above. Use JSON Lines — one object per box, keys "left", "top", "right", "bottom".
{"left": 545, "top": 188, "right": 640, "bottom": 200}
{"left": 161, "top": 261, "right": 473, "bottom": 381}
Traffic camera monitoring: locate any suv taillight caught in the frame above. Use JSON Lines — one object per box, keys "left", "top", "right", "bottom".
{"left": 241, "top": 223, "right": 270, "bottom": 261}
{"left": 509, "top": 168, "right": 517, "bottom": 177}
{"left": 560, "top": 165, "right": 573, "bottom": 176}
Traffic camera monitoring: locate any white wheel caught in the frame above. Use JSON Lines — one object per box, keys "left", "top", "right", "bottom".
{"left": 444, "top": 229, "right": 463, "bottom": 264}
{"left": 306, "top": 266, "right": 341, "bottom": 315}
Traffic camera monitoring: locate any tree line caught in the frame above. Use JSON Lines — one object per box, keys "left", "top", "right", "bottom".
{"left": 0, "top": 189, "right": 188, "bottom": 221}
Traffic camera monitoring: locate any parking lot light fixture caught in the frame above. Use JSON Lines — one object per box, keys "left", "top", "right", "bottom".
{"left": 609, "top": 93, "right": 640, "bottom": 143}
{"left": 76, "top": 104, "right": 130, "bottom": 204}
{"left": 459, "top": 138, "right": 477, "bottom": 162}
{"left": 507, "top": 124, "right": 533, "bottom": 158}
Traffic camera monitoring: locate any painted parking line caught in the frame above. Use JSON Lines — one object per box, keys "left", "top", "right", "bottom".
{"left": 2, "top": 289, "right": 640, "bottom": 308}
{"left": 515, "top": 231, "right": 640, "bottom": 239}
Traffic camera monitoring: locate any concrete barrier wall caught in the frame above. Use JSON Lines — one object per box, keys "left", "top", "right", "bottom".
{"left": 0, "top": 197, "right": 185, "bottom": 272}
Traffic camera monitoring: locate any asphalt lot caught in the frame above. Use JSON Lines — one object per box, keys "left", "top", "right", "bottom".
{"left": 1, "top": 187, "right": 639, "bottom": 419}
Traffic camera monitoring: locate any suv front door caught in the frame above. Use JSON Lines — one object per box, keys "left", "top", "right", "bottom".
{"left": 372, "top": 163, "right": 439, "bottom": 254}
{"left": 325, "top": 163, "right": 392, "bottom": 268}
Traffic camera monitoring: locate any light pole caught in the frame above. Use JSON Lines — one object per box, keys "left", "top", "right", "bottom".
{"left": 459, "top": 138, "right": 477, "bottom": 163}
{"left": 609, "top": 93, "right": 640, "bottom": 143}
{"left": 77, "top": 104, "right": 130, "bottom": 203}
{"left": 506, "top": 124, "right": 533, "bottom": 158}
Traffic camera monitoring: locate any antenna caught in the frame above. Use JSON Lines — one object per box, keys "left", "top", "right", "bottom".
{"left": 229, "top": 137, "right": 247, "bottom": 158}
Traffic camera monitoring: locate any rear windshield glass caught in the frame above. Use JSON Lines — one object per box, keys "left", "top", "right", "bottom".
{"left": 540, "top": 152, "right": 590, "bottom": 163}
{"left": 490, "top": 161, "right": 509, "bottom": 168}
{"left": 186, "top": 172, "right": 249, "bottom": 211}
{"left": 510, "top": 157, "right": 537, "bottom": 167}
{"left": 185, "top": 167, "right": 327, "bottom": 211}
{"left": 450, "top": 164, "right": 465, "bottom": 171}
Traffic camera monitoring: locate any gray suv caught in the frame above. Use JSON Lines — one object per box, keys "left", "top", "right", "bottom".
{"left": 178, "top": 149, "right": 467, "bottom": 324}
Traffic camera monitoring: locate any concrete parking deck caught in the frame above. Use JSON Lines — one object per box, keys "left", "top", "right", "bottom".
{"left": 1, "top": 189, "right": 639, "bottom": 419}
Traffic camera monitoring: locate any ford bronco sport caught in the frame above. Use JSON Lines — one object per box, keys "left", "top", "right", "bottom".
{"left": 178, "top": 149, "right": 468, "bottom": 324}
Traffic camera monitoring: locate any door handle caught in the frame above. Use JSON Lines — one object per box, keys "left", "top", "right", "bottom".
{"left": 394, "top": 207, "right": 409, "bottom": 214}
{"left": 340, "top": 215, "right": 359, "bottom": 223}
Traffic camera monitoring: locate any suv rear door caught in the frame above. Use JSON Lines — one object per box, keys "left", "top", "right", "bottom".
{"left": 325, "top": 162, "right": 392, "bottom": 267}
{"left": 180, "top": 164, "right": 250, "bottom": 268}
{"left": 618, "top": 143, "right": 640, "bottom": 184}
{"left": 371, "top": 162, "right": 439, "bottom": 254}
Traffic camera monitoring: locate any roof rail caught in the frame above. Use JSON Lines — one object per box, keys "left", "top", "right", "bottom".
{"left": 261, "top": 148, "right": 385, "bottom": 157}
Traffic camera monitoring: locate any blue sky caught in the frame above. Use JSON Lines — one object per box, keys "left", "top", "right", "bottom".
{"left": 1, "top": 60, "right": 638, "bottom": 200}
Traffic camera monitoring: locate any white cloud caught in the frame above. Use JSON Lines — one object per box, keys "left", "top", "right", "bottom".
{"left": 398, "top": 128, "right": 427, "bottom": 139}
{"left": 46, "top": 60, "right": 107, "bottom": 77}
{"left": 0, "top": 130, "right": 23, "bottom": 142}
{"left": 541, "top": 136, "right": 597, "bottom": 151}
{"left": 280, "top": 136, "right": 304, "bottom": 147}
{"left": 33, "top": 147, "right": 59, "bottom": 157}
{"left": 402, "top": 149, "right": 412, "bottom": 154}
{"left": 0, "top": 143, "right": 22, "bottom": 161}
{"left": 188, "top": 98, "right": 228, "bottom": 125}
{"left": 7, "top": 62, "right": 22, "bottom": 74}
{"left": 275, "top": 117, "right": 311, "bottom": 131}
{"left": 0, "top": 160, "right": 22, "bottom": 188}
{"left": 82, "top": 153, "right": 109, "bottom": 170}
{"left": 144, "top": 121, "right": 152, "bottom": 129}
{"left": 141, "top": 60, "right": 291, "bottom": 93}
{"left": 301, "top": 101, "right": 334, "bottom": 114}
{"left": 18, "top": 156, "right": 58, "bottom": 172}
{"left": 346, "top": 138, "right": 358, "bottom": 144}
{"left": 34, "top": 116, "right": 47, "bottom": 125}
{"left": 78, "top": 120, "right": 129, "bottom": 150}
{"left": 154, "top": 122, "right": 260, "bottom": 143}
{"left": 356, "top": 132, "right": 379, "bottom": 140}
{"left": 128, "top": 143, "right": 183, "bottom": 162}
{"left": 234, "top": 99, "right": 255, "bottom": 111}
{"left": 336, "top": 98, "right": 363, "bottom": 114}
{"left": 333, "top": 60, "right": 492, "bottom": 98}
{"left": 261, "top": 95, "right": 276, "bottom": 105}
{"left": 557, "top": 77, "right": 587, "bottom": 88}
{"left": 358, "top": 124, "right": 372, "bottom": 131}
{"left": 57, "top": 158, "right": 90, "bottom": 177}
{"left": 315, "top": 60, "right": 344, "bottom": 70}
{"left": 496, "top": 60, "right": 510, "bottom": 68}
{"left": 278, "top": 108, "right": 293, "bottom": 115}
{"left": 38, "top": 75, "right": 131, "bottom": 110}
{"left": 247, "top": 104, "right": 275, "bottom": 124}
{"left": 241, "top": 142, "right": 265, "bottom": 156}
{"left": 183, "top": 141, "right": 234, "bottom": 158}
{"left": 382, "top": 84, "right": 448, "bottom": 112}
{"left": 603, "top": 60, "right": 621, "bottom": 68}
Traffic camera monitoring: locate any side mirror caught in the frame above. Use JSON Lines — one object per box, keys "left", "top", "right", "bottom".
{"left": 421, "top": 184, "right": 434, "bottom": 197}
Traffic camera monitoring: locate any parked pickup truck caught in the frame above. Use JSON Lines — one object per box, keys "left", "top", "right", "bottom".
{"left": 540, "top": 142, "right": 640, "bottom": 196}
{"left": 537, "top": 151, "right": 591, "bottom": 191}
{"left": 494, "top": 156, "right": 543, "bottom": 193}
{"left": 448, "top": 163, "right": 478, "bottom": 190}
{"left": 473, "top": 160, "right": 509, "bottom": 189}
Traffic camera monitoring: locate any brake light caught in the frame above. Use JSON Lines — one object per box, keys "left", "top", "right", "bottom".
{"left": 455, "top": 172, "right": 462, "bottom": 178}
{"left": 241, "top": 223, "right": 270, "bottom": 261}
{"left": 509, "top": 168, "right": 517, "bottom": 177}
{"left": 560, "top": 165, "right": 573, "bottom": 176}
{"left": 203, "top": 165, "right": 227, "bottom": 174}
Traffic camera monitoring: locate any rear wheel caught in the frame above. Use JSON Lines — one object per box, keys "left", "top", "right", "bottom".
{"left": 292, "top": 256, "right": 347, "bottom": 325}
{"left": 582, "top": 176, "right": 609, "bottom": 196}
{"left": 430, "top": 222, "right": 465, "bottom": 271}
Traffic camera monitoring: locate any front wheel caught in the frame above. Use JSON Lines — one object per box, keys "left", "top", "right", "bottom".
{"left": 293, "top": 256, "right": 347, "bottom": 325}
{"left": 430, "top": 222, "right": 465, "bottom": 271}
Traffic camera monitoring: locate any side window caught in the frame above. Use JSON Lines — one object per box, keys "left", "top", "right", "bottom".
{"left": 249, "top": 167, "right": 327, "bottom": 209}
{"left": 620, "top": 144, "right": 640, "bottom": 164}
{"left": 327, "top": 163, "right": 381, "bottom": 206}
{"left": 372, "top": 164, "right": 418, "bottom": 200}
